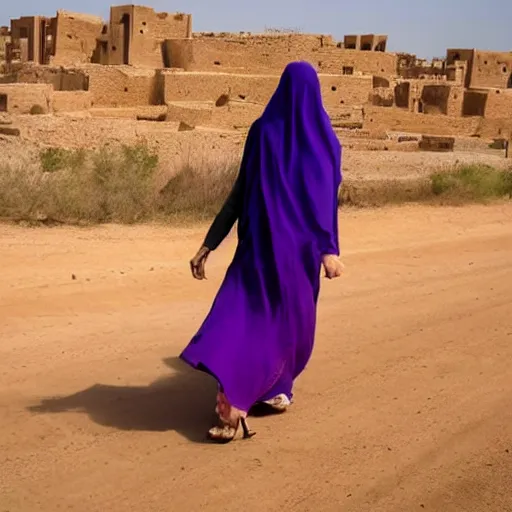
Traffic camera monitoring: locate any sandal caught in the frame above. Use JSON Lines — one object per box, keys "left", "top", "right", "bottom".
{"left": 208, "top": 417, "right": 255, "bottom": 443}
{"left": 262, "top": 393, "right": 291, "bottom": 412}
{"left": 208, "top": 391, "right": 255, "bottom": 443}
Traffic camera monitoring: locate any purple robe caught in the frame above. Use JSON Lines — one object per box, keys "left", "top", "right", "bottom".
{"left": 180, "top": 62, "right": 342, "bottom": 412}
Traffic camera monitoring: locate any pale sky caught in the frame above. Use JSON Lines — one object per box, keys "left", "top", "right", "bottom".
{"left": 1, "top": 0, "right": 511, "bottom": 59}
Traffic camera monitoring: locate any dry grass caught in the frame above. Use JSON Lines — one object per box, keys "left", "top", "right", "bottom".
{"left": 0, "top": 146, "right": 510, "bottom": 225}
{"left": 158, "top": 153, "right": 240, "bottom": 222}
{"left": 0, "top": 144, "right": 159, "bottom": 224}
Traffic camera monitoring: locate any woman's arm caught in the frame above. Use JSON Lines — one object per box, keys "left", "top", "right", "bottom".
{"left": 203, "top": 173, "right": 244, "bottom": 251}
{"left": 190, "top": 121, "right": 259, "bottom": 280}
{"left": 202, "top": 120, "right": 261, "bottom": 252}
{"left": 189, "top": 175, "right": 243, "bottom": 280}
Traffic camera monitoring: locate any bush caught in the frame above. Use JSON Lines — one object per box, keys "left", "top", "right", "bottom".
{"left": 1, "top": 143, "right": 159, "bottom": 224}
{"left": 158, "top": 154, "right": 239, "bottom": 220}
{"left": 40, "top": 148, "right": 86, "bottom": 173}
{"left": 1, "top": 149, "right": 510, "bottom": 225}
{"left": 430, "top": 164, "right": 512, "bottom": 202}
{"left": 0, "top": 165, "right": 48, "bottom": 220}
{"left": 89, "top": 143, "right": 159, "bottom": 223}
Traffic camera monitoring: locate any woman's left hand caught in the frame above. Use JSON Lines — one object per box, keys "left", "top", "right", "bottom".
{"left": 322, "top": 254, "right": 344, "bottom": 279}
{"left": 190, "top": 246, "right": 210, "bottom": 280}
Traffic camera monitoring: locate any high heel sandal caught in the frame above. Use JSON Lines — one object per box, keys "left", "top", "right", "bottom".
{"left": 262, "top": 393, "right": 291, "bottom": 412}
{"left": 208, "top": 417, "right": 256, "bottom": 444}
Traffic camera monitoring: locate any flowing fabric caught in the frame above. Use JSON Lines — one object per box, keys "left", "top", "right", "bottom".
{"left": 180, "top": 62, "right": 342, "bottom": 412}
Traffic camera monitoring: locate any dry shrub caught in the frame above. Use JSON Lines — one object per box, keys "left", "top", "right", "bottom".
{"left": 158, "top": 153, "right": 240, "bottom": 221}
{"left": 1, "top": 148, "right": 511, "bottom": 225}
{"left": 0, "top": 165, "right": 49, "bottom": 220}
{"left": 0, "top": 143, "right": 159, "bottom": 224}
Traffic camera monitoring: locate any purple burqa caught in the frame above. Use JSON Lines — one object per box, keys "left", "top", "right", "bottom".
{"left": 180, "top": 62, "right": 342, "bottom": 412}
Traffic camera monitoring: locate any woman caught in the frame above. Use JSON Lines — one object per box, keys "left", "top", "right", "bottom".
{"left": 180, "top": 61, "right": 344, "bottom": 443}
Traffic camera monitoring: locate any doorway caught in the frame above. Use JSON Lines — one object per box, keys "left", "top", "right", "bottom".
{"left": 0, "top": 94, "right": 8, "bottom": 112}
{"left": 121, "top": 13, "right": 130, "bottom": 65}
{"left": 39, "top": 19, "right": 47, "bottom": 64}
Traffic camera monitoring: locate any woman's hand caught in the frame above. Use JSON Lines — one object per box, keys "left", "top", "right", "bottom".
{"left": 190, "top": 246, "right": 210, "bottom": 280}
{"left": 322, "top": 254, "right": 344, "bottom": 279}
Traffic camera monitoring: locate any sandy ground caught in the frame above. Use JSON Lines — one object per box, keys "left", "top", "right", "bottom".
{"left": 1, "top": 203, "right": 512, "bottom": 512}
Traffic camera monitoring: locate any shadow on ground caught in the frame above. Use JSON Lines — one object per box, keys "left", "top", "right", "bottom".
{"left": 27, "top": 357, "right": 217, "bottom": 443}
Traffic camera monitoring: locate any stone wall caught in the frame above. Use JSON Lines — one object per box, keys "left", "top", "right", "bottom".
{"left": 51, "top": 11, "right": 103, "bottom": 66}
{"left": 0, "top": 83, "right": 52, "bottom": 113}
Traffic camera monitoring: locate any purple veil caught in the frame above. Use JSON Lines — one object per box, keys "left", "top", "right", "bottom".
{"left": 181, "top": 62, "right": 342, "bottom": 412}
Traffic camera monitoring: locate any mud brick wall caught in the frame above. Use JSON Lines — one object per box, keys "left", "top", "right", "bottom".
{"left": 51, "top": 11, "right": 103, "bottom": 66}
{"left": 85, "top": 65, "right": 160, "bottom": 107}
{"left": 52, "top": 91, "right": 92, "bottom": 112}
{"left": 0, "top": 83, "right": 52, "bottom": 113}
{"left": 446, "top": 49, "right": 475, "bottom": 87}
{"left": 483, "top": 89, "right": 512, "bottom": 120}
{"left": 10, "top": 17, "right": 40, "bottom": 62}
{"left": 131, "top": 7, "right": 191, "bottom": 68}
{"left": 15, "top": 66, "right": 88, "bottom": 91}
{"left": 419, "top": 84, "right": 464, "bottom": 116}
{"left": 364, "top": 106, "right": 480, "bottom": 136}
{"left": 470, "top": 51, "right": 512, "bottom": 89}
{"left": 162, "top": 71, "right": 372, "bottom": 107}
{"left": 109, "top": 6, "right": 192, "bottom": 68}
{"left": 165, "top": 34, "right": 397, "bottom": 76}
{"left": 419, "top": 135, "right": 455, "bottom": 152}
{"left": 210, "top": 100, "right": 265, "bottom": 129}
{"left": 166, "top": 102, "right": 213, "bottom": 126}
{"left": 318, "top": 49, "right": 396, "bottom": 76}
{"left": 477, "top": 118, "right": 512, "bottom": 139}
{"left": 446, "top": 86, "right": 464, "bottom": 117}
{"left": 0, "top": 33, "right": 10, "bottom": 60}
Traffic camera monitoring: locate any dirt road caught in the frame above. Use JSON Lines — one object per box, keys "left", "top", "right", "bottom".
{"left": 1, "top": 204, "right": 512, "bottom": 512}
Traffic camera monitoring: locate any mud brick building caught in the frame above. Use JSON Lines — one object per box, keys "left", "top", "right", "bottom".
{"left": 0, "top": 4, "right": 511, "bottom": 139}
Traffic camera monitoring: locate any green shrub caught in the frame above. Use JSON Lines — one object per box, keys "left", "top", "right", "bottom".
{"left": 40, "top": 147, "right": 86, "bottom": 173}
{"left": 431, "top": 164, "right": 512, "bottom": 202}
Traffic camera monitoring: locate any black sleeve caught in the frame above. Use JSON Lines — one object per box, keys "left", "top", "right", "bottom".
{"left": 203, "top": 171, "right": 244, "bottom": 251}
{"left": 203, "top": 120, "right": 259, "bottom": 251}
